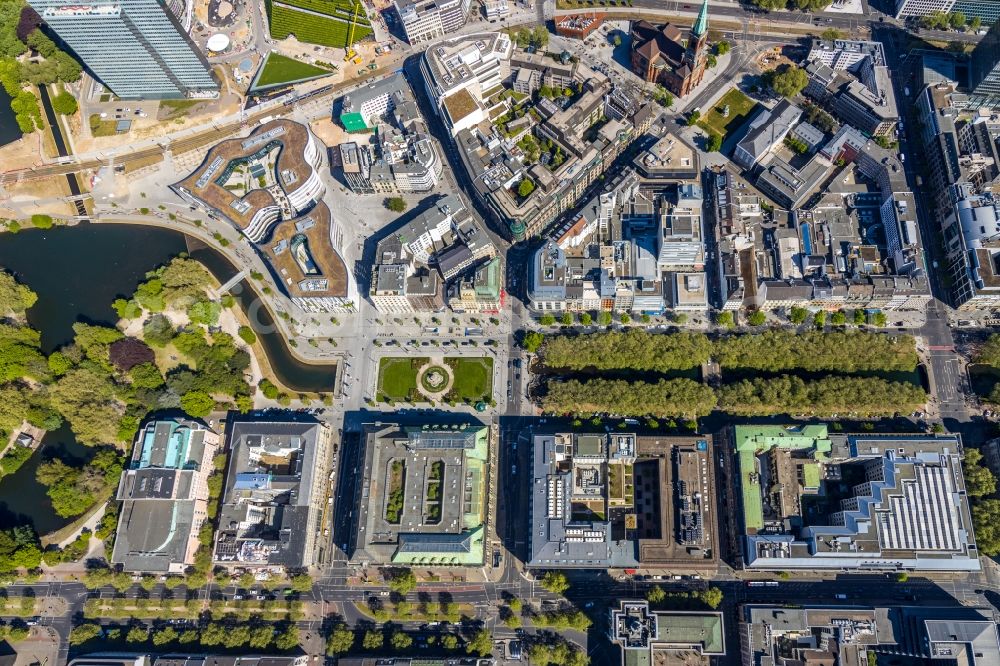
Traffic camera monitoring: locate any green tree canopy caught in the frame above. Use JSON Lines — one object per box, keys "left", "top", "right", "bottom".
{"left": 326, "top": 624, "right": 354, "bottom": 655}
{"left": 976, "top": 335, "right": 1000, "bottom": 367}
{"left": 0, "top": 270, "right": 37, "bottom": 318}
{"left": 712, "top": 330, "right": 917, "bottom": 373}
{"left": 540, "top": 571, "right": 570, "bottom": 595}
{"left": 973, "top": 499, "right": 1000, "bottom": 556}
{"left": 466, "top": 629, "right": 492, "bottom": 657}
{"left": 387, "top": 568, "right": 416, "bottom": 595}
{"left": 518, "top": 178, "right": 536, "bottom": 198}
{"left": 718, "top": 375, "right": 925, "bottom": 417}
{"left": 69, "top": 623, "right": 102, "bottom": 646}
{"left": 187, "top": 299, "right": 221, "bottom": 327}
{"left": 362, "top": 630, "right": 384, "bottom": 650}
{"left": 0, "top": 525, "right": 42, "bottom": 573}
{"left": 542, "top": 329, "right": 710, "bottom": 372}
{"left": 51, "top": 91, "right": 77, "bottom": 115}
{"left": 768, "top": 65, "right": 808, "bottom": 98}
{"left": 522, "top": 330, "right": 544, "bottom": 353}
{"left": 542, "top": 377, "right": 716, "bottom": 419}
{"left": 964, "top": 448, "right": 997, "bottom": 497}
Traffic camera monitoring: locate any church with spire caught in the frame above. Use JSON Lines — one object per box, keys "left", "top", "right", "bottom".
{"left": 629, "top": 0, "right": 710, "bottom": 97}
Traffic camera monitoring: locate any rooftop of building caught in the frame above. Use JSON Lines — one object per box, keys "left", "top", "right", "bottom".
{"left": 422, "top": 32, "right": 512, "bottom": 97}
{"left": 735, "top": 99, "right": 802, "bottom": 165}
{"left": 745, "top": 605, "right": 1000, "bottom": 666}
{"left": 341, "top": 72, "right": 411, "bottom": 117}
{"left": 112, "top": 419, "right": 218, "bottom": 573}
{"left": 173, "top": 120, "right": 348, "bottom": 299}
{"left": 806, "top": 38, "right": 886, "bottom": 67}
{"left": 610, "top": 601, "right": 725, "bottom": 666}
{"left": 262, "top": 201, "right": 349, "bottom": 299}
{"left": 351, "top": 423, "right": 489, "bottom": 566}
{"left": 736, "top": 426, "right": 978, "bottom": 571}
{"left": 530, "top": 169, "right": 704, "bottom": 309}
{"left": 70, "top": 656, "right": 308, "bottom": 666}
{"left": 529, "top": 432, "right": 716, "bottom": 569}
{"left": 174, "top": 119, "right": 312, "bottom": 229}
{"left": 630, "top": 19, "right": 694, "bottom": 71}
{"left": 633, "top": 132, "right": 699, "bottom": 178}
{"left": 213, "top": 419, "right": 329, "bottom": 568}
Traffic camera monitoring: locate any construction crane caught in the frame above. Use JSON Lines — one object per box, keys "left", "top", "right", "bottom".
{"left": 344, "top": 2, "right": 361, "bottom": 61}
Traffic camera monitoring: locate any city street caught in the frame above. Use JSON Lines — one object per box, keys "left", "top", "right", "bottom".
{"left": 4, "top": 0, "right": 1000, "bottom": 662}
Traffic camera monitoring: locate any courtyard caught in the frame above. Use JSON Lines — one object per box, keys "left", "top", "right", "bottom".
{"left": 377, "top": 356, "right": 494, "bottom": 405}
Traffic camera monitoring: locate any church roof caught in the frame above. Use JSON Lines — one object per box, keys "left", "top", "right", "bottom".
{"left": 693, "top": 0, "right": 709, "bottom": 37}
{"left": 631, "top": 20, "right": 686, "bottom": 68}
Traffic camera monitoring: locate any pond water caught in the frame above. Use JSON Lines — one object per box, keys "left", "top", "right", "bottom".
{"left": 0, "top": 425, "right": 90, "bottom": 534}
{"left": 0, "top": 224, "right": 337, "bottom": 533}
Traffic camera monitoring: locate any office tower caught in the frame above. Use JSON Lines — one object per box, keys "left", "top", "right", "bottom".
{"left": 970, "top": 20, "right": 1000, "bottom": 109}
{"left": 894, "top": 0, "right": 954, "bottom": 18}
{"left": 28, "top": 0, "right": 219, "bottom": 99}
{"left": 953, "top": 0, "right": 1000, "bottom": 26}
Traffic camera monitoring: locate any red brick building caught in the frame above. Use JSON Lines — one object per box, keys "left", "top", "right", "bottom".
{"left": 630, "top": 0, "right": 709, "bottom": 97}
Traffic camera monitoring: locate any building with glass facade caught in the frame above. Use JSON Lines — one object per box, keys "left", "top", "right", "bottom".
{"left": 970, "top": 20, "right": 1000, "bottom": 109}
{"left": 28, "top": 0, "right": 218, "bottom": 99}
{"left": 953, "top": 0, "right": 1000, "bottom": 25}
{"left": 893, "top": 0, "right": 954, "bottom": 18}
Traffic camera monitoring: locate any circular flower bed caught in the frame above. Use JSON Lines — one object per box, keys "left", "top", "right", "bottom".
{"left": 419, "top": 364, "right": 451, "bottom": 394}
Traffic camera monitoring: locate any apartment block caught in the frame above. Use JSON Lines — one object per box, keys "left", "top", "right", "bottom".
{"left": 917, "top": 82, "right": 1000, "bottom": 308}
{"left": 953, "top": 0, "right": 1000, "bottom": 25}
{"left": 527, "top": 431, "right": 719, "bottom": 569}
{"left": 348, "top": 423, "right": 489, "bottom": 566}
{"left": 528, "top": 169, "right": 709, "bottom": 314}
{"left": 447, "top": 256, "right": 503, "bottom": 313}
{"left": 743, "top": 605, "right": 1000, "bottom": 666}
{"left": 419, "top": 32, "right": 513, "bottom": 137}
{"left": 336, "top": 74, "right": 442, "bottom": 194}
{"left": 733, "top": 100, "right": 803, "bottom": 170}
{"left": 370, "top": 195, "right": 497, "bottom": 313}
{"left": 609, "top": 601, "right": 725, "bottom": 666}
{"left": 893, "top": 0, "right": 955, "bottom": 18}
{"left": 970, "top": 20, "right": 1000, "bottom": 110}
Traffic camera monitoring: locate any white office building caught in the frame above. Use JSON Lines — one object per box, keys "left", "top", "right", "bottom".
{"left": 395, "top": 0, "right": 472, "bottom": 44}
{"left": 28, "top": 0, "right": 218, "bottom": 99}
{"left": 419, "top": 32, "right": 513, "bottom": 137}
{"left": 894, "top": 0, "right": 955, "bottom": 17}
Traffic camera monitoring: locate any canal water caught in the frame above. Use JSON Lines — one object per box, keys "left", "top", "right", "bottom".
{"left": 36, "top": 84, "right": 86, "bottom": 216}
{"left": 0, "top": 88, "right": 23, "bottom": 148}
{"left": 0, "top": 224, "right": 337, "bottom": 533}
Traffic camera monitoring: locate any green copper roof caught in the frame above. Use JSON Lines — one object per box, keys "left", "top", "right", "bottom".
{"left": 693, "top": 0, "right": 709, "bottom": 37}
{"left": 733, "top": 425, "right": 831, "bottom": 532}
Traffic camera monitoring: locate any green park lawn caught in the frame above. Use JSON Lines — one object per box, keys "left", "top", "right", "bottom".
{"left": 267, "top": 2, "right": 373, "bottom": 48}
{"left": 377, "top": 357, "right": 426, "bottom": 402}
{"left": 254, "top": 53, "right": 331, "bottom": 89}
{"left": 698, "top": 88, "right": 758, "bottom": 142}
{"left": 444, "top": 357, "right": 494, "bottom": 404}
{"left": 377, "top": 356, "right": 494, "bottom": 404}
